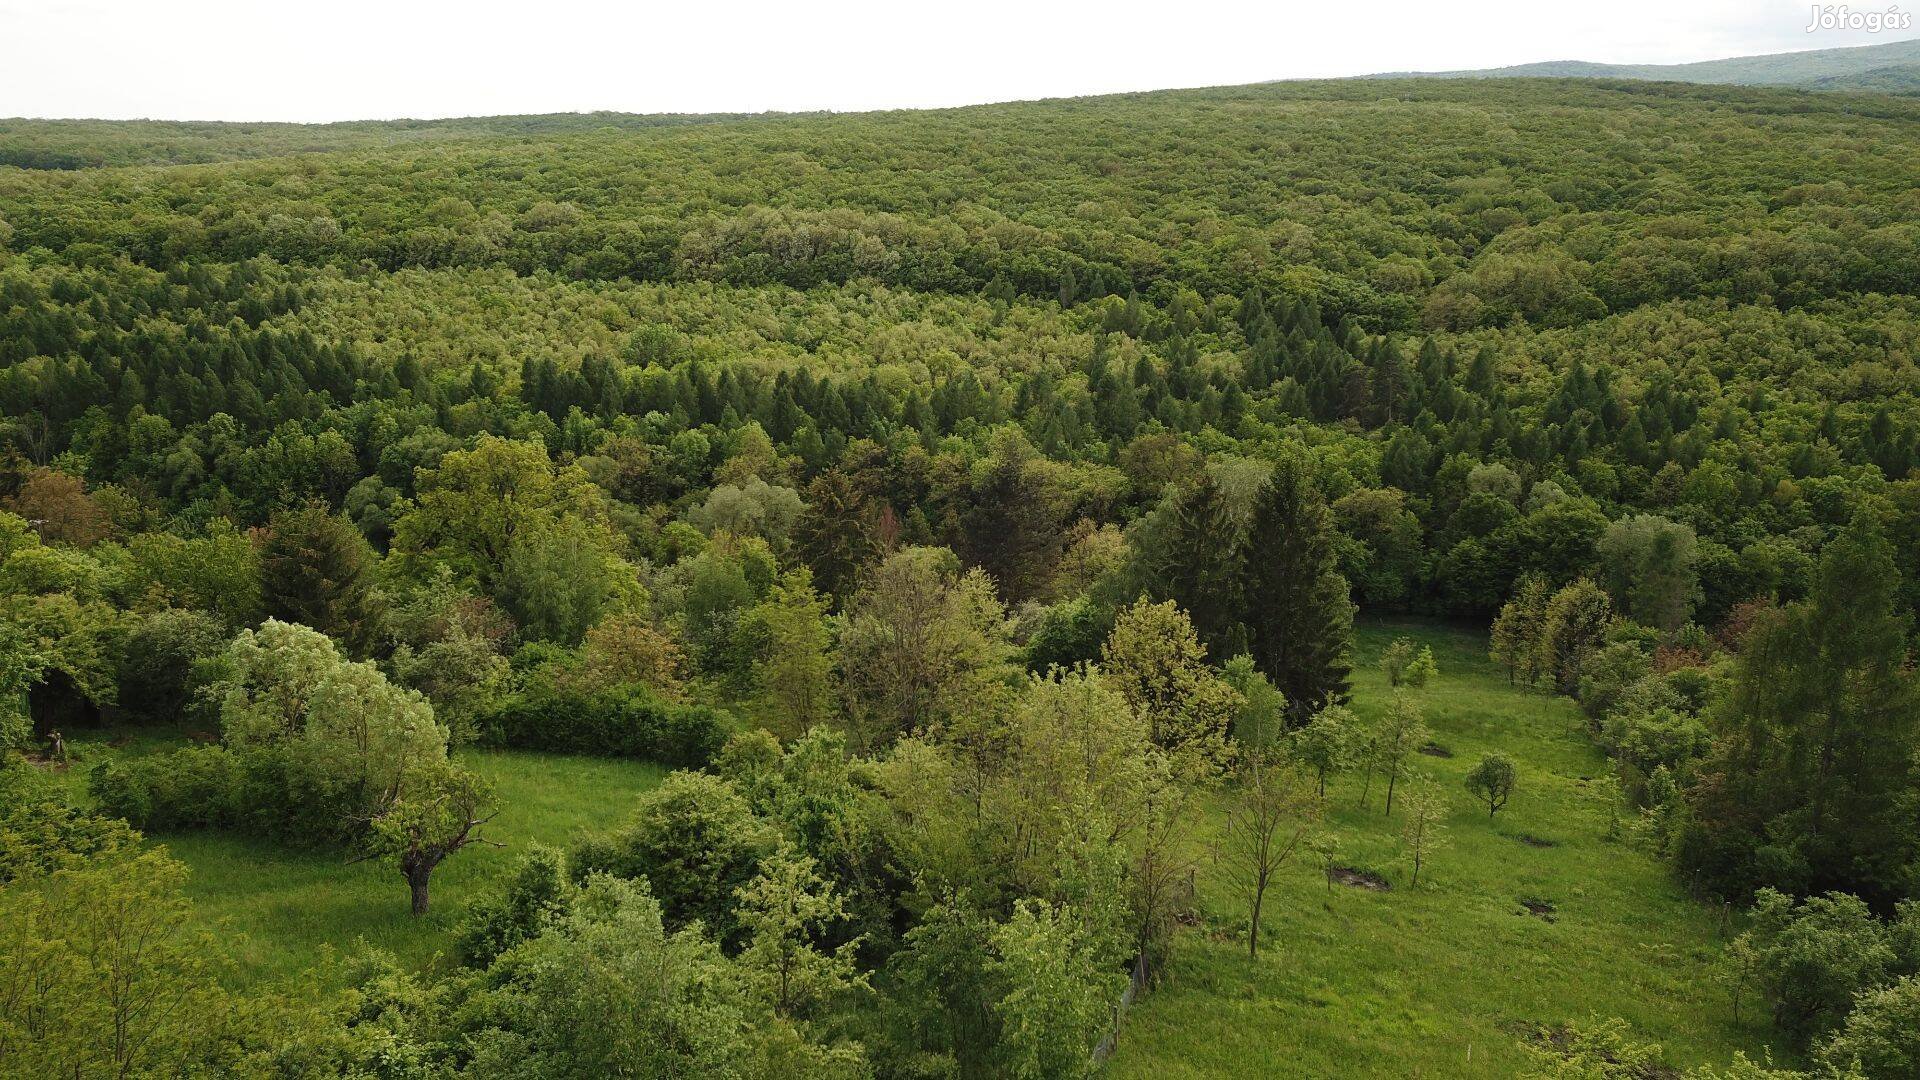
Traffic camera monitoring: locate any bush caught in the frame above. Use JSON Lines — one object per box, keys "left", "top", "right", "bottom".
{"left": 1736, "top": 889, "right": 1898, "bottom": 1045}
{"left": 458, "top": 843, "right": 572, "bottom": 966}
{"left": 477, "top": 686, "right": 729, "bottom": 766}
{"left": 1817, "top": 976, "right": 1920, "bottom": 1077}
{"left": 88, "top": 746, "right": 242, "bottom": 831}
{"left": 569, "top": 771, "right": 772, "bottom": 941}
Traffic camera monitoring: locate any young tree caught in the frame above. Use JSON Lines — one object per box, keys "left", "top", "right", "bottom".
{"left": 989, "top": 899, "right": 1120, "bottom": 1080}
{"left": 1490, "top": 575, "right": 1551, "bottom": 686}
{"left": 1398, "top": 775, "right": 1450, "bottom": 887}
{"left": 572, "top": 770, "right": 774, "bottom": 939}
{"left": 1539, "top": 579, "right": 1613, "bottom": 695}
{"left": 1100, "top": 598, "right": 1238, "bottom": 775}
{"left": 1147, "top": 472, "right": 1247, "bottom": 653}
{"left": 1245, "top": 455, "right": 1354, "bottom": 724}
{"left": 1372, "top": 692, "right": 1430, "bottom": 816}
{"left": 1379, "top": 636, "right": 1418, "bottom": 687}
{"left": 1597, "top": 513, "right": 1701, "bottom": 632}
{"left": 1464, "top": 753, "right": 1517, "bottom": 818}
{"left": 458, "top": 843, "right": 573, "bottom": 965}
{"left": 1287, "top": 703, "right": 1361, "bottom": 798}
{"left": 367, "top": 761, "right": 499, "bottom": 916}
{"left": 1220, "top": 653, "right": 1286, "bottom": 751}
{"left": 0, "top": 849, "right": 244, "bottom": 1077}
{"left": 734, "top": 849, "right": 867, "bottom": 1019}
{"left": 747, "top": 568, "right": 837, "bottom": 739}
{"left": 1224, "top": 752, "right": 1320, "bottom": 957}
{"left": 839, "top": 546, "right": 1013, "bottom": 751}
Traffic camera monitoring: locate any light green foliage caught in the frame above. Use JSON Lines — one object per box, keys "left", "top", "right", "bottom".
{"left": 1221, "top": 653, "right": 1286, "bottom": 750}
{"left": 989, "top": 900, "right": 1123, "bottom": 1080}
{"left": 459, "top": 843, "right": 573, "bottom": 965}
{"left": 1816, "top": 975, "right": 1920, "bottom": 1078}
{"left": 1397, "top": 773, "right": 1450, "bottom": 886}
{"left": 218, "top": 619, "right": 448, "bottom": 828}
{"left": 572, "top": 770, "right": 773, "bottom": 939}
{"left": 1286, "top": 702, "right": 1362, "bottom": 797}
{"left": 1465, "top": 752, "right": 1518, "bottom": 818}
{"left": 1370, "top": 691, "right": 1431, "bottom": 815}
{"left": 1597, "top": 514, "right": 1702, "bottom": 632}
{"left": 839, "top": 546, "right": 1012, "bottom": 750}
{"left": 1491, "top": 576, "right": 1552, "bottom": 687}
{"left": 459, "top": 874, "right": 866, "bottom": 1078}
{"left": 746, "top": 568, "right": 838, "bottom": 738}
{"left": 0, "top": 849, "right": 250, "bottom": 1078}
{"left": 1732, "top": 889, "right": 1898, "bottom": 1045}
{"left": 1380, "top": 636, "right": 1439, "bottom": 689}
{"left": 1540, "top": 580, "right": 1614, "bottom": 695}
{"left": 1101, "top": 598, "right": 1239, "bottom": 777}
{"left": 735, "top": 849, "right": 869, "bottom": 1019}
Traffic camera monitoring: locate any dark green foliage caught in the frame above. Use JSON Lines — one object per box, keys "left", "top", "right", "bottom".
{"left": 114, "top": 608, "right": 227, "bottom": 725}
{"left": 87, "top": 745, "right": 244, "bottom": 832}
{"left": 569, "top": 771, "right": 772, "bottom": 941}
{"left": 1734, "top": 888, "right": 1903, "bottom": 1045}
{"left": 1681, "top": 514, "right": 1917, "bottom": 904}
{"left": 259, "top": 504, "right": 380, "bottom": 653}
{"left": 457, "top": 843, "right": 573, "bottom": 965}
{"left": 1245, "top": 457, "right": 1354, "bottom": 723}
{"left": 477, "top": 686, "right": 729, "bottom": 767}
{"left": 1148, "top": 473, "right": 1248, "bottom": 654}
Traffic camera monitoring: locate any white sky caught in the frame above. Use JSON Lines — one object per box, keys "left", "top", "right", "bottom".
{"left": 0, "top": 0, "right": 1912, "bottom": 122}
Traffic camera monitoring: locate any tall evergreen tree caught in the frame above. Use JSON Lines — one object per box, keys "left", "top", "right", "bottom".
{"left": 1244, "top": 456, "right": 1354, "bottom": 724}
{"left": 260, "top": 503, "right": 380, "bottom": 654}
{"left": 1149, "top": 472, "right": 1247, "bottom": 655}
{"left": 1682, "top": 513, "right": 1918, "bottom": 903}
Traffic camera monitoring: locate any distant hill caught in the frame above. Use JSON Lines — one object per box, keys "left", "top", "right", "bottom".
{"left": 1375, "top": 36, "right": 1920, "bottom": 91}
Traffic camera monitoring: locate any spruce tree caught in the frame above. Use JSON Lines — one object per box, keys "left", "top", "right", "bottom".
{"left": 1151, "top": 472, "right": 1247, "bottom": 655}
{"left": 1244, "top": 455, "right": 1354, "bottom": 724}
{"left": 260, "top": 504, "right": 380, "bottom": 654}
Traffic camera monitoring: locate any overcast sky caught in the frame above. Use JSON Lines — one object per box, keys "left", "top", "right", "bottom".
{"left": 1, "top": 0, "right": 1912, "bottom": 122}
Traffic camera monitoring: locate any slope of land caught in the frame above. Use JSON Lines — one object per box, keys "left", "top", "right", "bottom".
{"left": 1375, "top": 35, "right": 1920, "bottom": 89}
{"left": 1108, "top": 623, "right": 1775, "bottom": 1078}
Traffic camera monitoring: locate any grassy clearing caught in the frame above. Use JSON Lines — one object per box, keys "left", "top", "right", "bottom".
{"left": 52, "top": 739, "right": 663, "bottom": 985}
{"left": 1106, "top": 620, "right": 1781, "bottom": 1078}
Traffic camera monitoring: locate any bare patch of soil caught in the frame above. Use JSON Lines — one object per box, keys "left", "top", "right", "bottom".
{"left": 1515, "top": 833, "right": 1556, "bottom": 848}
{"left": 1328, "top": 866, "right": 1390, "bottom": 891}
{"left": 1519, "top": 897, "right": 1558, "bottom": 922}
{"left": 1418, "top": 742, "right": 1453, "bottom": 758}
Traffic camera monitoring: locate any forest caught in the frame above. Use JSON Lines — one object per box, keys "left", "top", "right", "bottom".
{"left": 3, "top": 73, "right": 1920, "bottom": 1078}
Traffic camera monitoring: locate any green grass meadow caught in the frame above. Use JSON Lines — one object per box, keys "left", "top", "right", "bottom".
{"left": 54, "top": 741, "right": 664, "bottom": 984}
{"left": 1105, "top": 621, "right": 1779, "bottom": 1078}
{"left": 52, "top": 620, "right": 1773, "bottom": 1073}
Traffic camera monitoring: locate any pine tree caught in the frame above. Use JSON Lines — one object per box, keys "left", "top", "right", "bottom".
{"left": 1244, "top": 456, "right": 1354, "bottom": 724}
{"left": 1150, "top": 472, "right": 1247, "bottom": 655}
{"left": 260, "top": 503, "right": 380, "bottom": 654}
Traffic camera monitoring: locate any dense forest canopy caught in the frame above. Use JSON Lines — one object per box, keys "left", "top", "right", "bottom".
{"left": 4, "top": 73, "right": 1920, "bottom": 1078}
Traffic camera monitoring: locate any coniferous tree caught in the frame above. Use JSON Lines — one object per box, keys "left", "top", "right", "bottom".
{"left": 259, "top": 503, "right": 380, "bottom": 654}
{"left": 1244, "top": 456, "right": 1354, "bottom": 724}
{"left": 1150, "top": 472, "right": 1247, "bottom": 655}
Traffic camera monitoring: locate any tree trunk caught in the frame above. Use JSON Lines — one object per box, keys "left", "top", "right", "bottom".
{"left": 1249, "top": 886, "right": 1265, "bottom": 958}
{"left": 405, "top": 858, "right": 436, "bottom": 916}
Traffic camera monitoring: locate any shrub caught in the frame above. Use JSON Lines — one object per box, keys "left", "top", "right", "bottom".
{"left": 88, "top": 745, "right": 242, "bottom": 831}
{"left": 570, "top": 771, "right": 772, "bottom": 941}
{"left": 458, "top": 843, "right": 573, "bottom": 966}
{"left": 477, "top": 686, "right": 728, "bottom": 766}
{"left": 1736, "top": 889, "right": 1897, "bottom": 1045}
{"left": 1816, "top": 976, "right": 1920, "bottom": 1077}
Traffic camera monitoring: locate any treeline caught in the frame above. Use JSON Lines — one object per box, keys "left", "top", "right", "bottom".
{"left": 8, "top": 80, "right": 1920, "bottom": 331}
